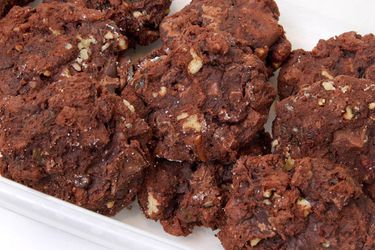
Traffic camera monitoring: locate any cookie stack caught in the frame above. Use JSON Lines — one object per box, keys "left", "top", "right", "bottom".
{"left": 0, "top": 0, "right": 374, "bottom": 249}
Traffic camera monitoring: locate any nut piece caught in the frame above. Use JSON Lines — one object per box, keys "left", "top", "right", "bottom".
{"left": 65, "top": 43, "right": 73, "bottom": 50}
{"left": 322, "top": 241, "right": 330, "bottom": 248}
{"left": 123, "top": 99, "right": 135, "bottom": 113}
{"left": 369, "top": 102, "right": 375, "bottom": 110}
{"left": 297, "top": 198, "right": 312, "bottom": 217}
{"left": 263, "top": 189, "right": 273, "bottom": 198}
{"left": 322, "top": 81, "right": 336, "bottom": 91}
{"left": 106, "top": 201, "right": 115, "bottom": 209}
{"left": 72, "top": 63, "right": 82, "bottom": 72}
{"left": 118, "top": 38, "right": 128, "bottom": 51}
{"left": 343, "top": 106, "right": 354, "bottom": 120}
{"left": 147, "top": 193, "right": 160, "bottom": 216}
{"left": 104, "top": 31, "right": 114, "bottom": 40}
{"left": 182, "top": 114, "right": 202, "bottom": 132}
{"left": 188, "top": 49, "right": 203, "bottom": 74}
{"left": 177, "top": 112, "right": 189, "bottom": 121}
{"left": 318, "top": 98, "right": 326, "bottom": 106}
{"left": 250, "top": 238, "right": 262, "bottom": 247}
{"left": 77, "top": 35, "right": 97, "bottom": 50}
{"left": 133, "top": 11, "right": 143, "bottom": 18}
{"left": 321, "top": 70, "right": 334, "bottom": 79}
{"left": 284, "top": 156, "right": 295, "bottom": 171}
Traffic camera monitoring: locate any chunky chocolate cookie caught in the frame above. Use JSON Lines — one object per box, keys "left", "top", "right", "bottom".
{"left": 51, "top": 0, "right": 172, "bottom": 45}
{"left": 160, "top": 0, "right": 291, "bottom": 71}
{"left": 273, "top": 76, "right": 375, "bottom": 186}
{"left": 218, "top": 155, "right": 375, "bottom": 250}
{"left": 0, "top": 2, "right": 130, "bottom": 97}
{"left": 138, "top": 132, "right": 271, "bottom": 236}
{"left": 0, "top": 0, "right": 32, "bottom": 17}
{"left": 278, "top": 32, "right": 375, "bottom": 99}
{"left": 127, "top": 29, "right": 276, "bottom": 164}
{"left": 0, "top": 73, "right": 151, "bottom": 215}
{"left": 0, "top": 2, "right": 151, "bottom": 215}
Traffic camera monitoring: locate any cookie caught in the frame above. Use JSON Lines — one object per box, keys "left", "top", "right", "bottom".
{"left": 50, "top": 0, "right": 172, "bottom": 45}
{"left": 0, "top": 2, "right": 151, "bottom": 215}
{"left": 127, "top": 29, "right": 276, "bottom": 164}
{"left": 218, "top": 154, "right": 375, "bottom": 250}
{"left": 0, "top": 2, "right": 130, "bottom": 97}
{"left": 278, "top": 32, "right": 375, "bottom": 99}
{"left": 138, "top": 132, "right": 271, "bottom": 236}
{"left": 160, "top": 0, "right": 291, "bottom": 71}
{"left": 273, "top": 76, "right": 375, "bottom": 186}
{"left": 0, "top": 0, "right": 32, "bottom": 17}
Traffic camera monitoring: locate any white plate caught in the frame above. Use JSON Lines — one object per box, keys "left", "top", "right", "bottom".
{"left": 1, "top": 0, "right": 374, "bottom": 249}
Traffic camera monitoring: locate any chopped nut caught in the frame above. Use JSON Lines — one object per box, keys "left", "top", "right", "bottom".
{"left": 43, "top": 70, "right": 51, "bottom": 77}
{"left": 133, "top": 11, "right": 143, "bottom": 18}
{"left": 72, "top": 63, "right": 82, "bottom": 72}
{"left": 263, "top": 199, "right": 272, "bottom": 206}
{"left": 101, "top": 43, "right": 110, "bottom": 52}
{"left": 118, "top": 37, "right": 128, "bottom": 51}
{"left": 318, "top": 98, "right": 326, "bottom": 106}
{"left": 369, "top": 102, "right": 375, "bottom": 110}
{"left": 322, "top": 241, "right": 331, "bottom": 248}
{"left": 106, "top": 201, "right": 115, "bottom": 209}
{"left": 271, "top": 139, "right": 279, "bottom": 150}
{"left": 104, "top": 31, "right": 114, "bottom": 40}
{"left": 263, "top": 189, "right": 273, "bottom": 198}
{"left": 159, "top": 86, "right": 167, "bottom": 97}
{"left": 322, "top": 81, "right": 336, "bottom": 91}
{"left": 182, "top": 114, "right": 202, "bottom": 132}
{"left": 125, "top": 123, "right": 133, "bottom": 129}
{"left": 322, "top": 241, "right": 330, "bottom": 248}
{"left": 123, "top": 99, "right": 135, "bottom": 113}
{"left": 15, "top": 44, "right": 23, "bottom": 51}
{"left": 343, "top": 106, "right": 354, "bottom": 120}
{"left": 77, "top": 35, "right": 97, "bottom": 50}
{"left": 61, "top": 68, "right": 71, "bottom": 78}
{"left": 147, "top": 193, "right": 160, "bottom": 216}
{"left": 250, "top": 238, "right": 262, "bottom": 247}
{"left": 79, "top": 48, "right": 90, "bottom": 60}
{"left": 188, "top": 49, "right": 203, "bottom": 74}
{"left": 340, "top": 85, "right": 350, "bottom": 93}
{"left": 321, "top": 70, "right": 334, "bottom": 79}
{"left": 177, "top": 112, "right": 189, "bottom": 121}
{"left": 284, "top": 156, "right": 295, "bottom": 171}
{"left": 65, "top": 43, "right": 72, "bottom": 50}
{"left": 203, "top": 200, "right": 213, "bottom": 208}
{"left": 152, "top": 92, "right": 158, "bottom": 98}
{"left": 297, "top": 198, "right": 312, "bottom": 217}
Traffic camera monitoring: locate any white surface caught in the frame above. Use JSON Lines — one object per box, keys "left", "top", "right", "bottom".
{"left": 1, "top": 0, "right": 375, "bottom": 249}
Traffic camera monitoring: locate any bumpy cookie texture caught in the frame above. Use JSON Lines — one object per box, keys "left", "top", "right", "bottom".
{"left": 160, "top": 0, "right": 291, "bottom": 71}
{"left": 0, "top": 0, "right": 32, "bottom": 17}
{"left": 273, "top": 76, "right": 375, "bottom": 185}
{"left": 278, "top": 32, "right": 375, "bottom": 99}
{"left": 218, "top": 155, "right": 375, "bottom": 250}
{"left": 0, "top": 73, "right": 151, "bottom": 215}
{"left": 0, "top": 2, "right": 130, "bottom": 96}
{"left": 52, "top": 0, "right": 172, "bottom": 45}
{"left": 138, "top": 160, "right": 232, "bottom": 236}
{"left": 138, "top": 132, "right": 271, "bottom": 236}
{"left": 128, "top": 30, "right": 276, "bottom": 163}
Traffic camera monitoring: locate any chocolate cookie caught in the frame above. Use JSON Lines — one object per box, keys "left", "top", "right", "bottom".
{"left": 160, "top": 0, "right": 291, "bottom": 71}
{"left": 0, "top": 2, "right": 151, "bottom": 215}
{"left": 278, "top": 32, "right": 375, "bottom": 99}
{"left": 0, "top": 0, "right": 32, "bottom": 17}
{"left": 138, "top": 132, "right": 271, "bottom": 236}
{"left": 50, "top": 0, "right": 172, "bottom": 45}
{"left": 273, "top": 76, "right": 375, "bottom": 186}
{"left": 0, "top": 73, "right": 151, "bottom": 215}
{"left": 0, "top": 2, "right": 130, "bottom": 97}
{"left": 127, "top": 30, "right": 276, "bottom": 164}
{"left": 218, "top": 155, "right": 375, "bottom": 250}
